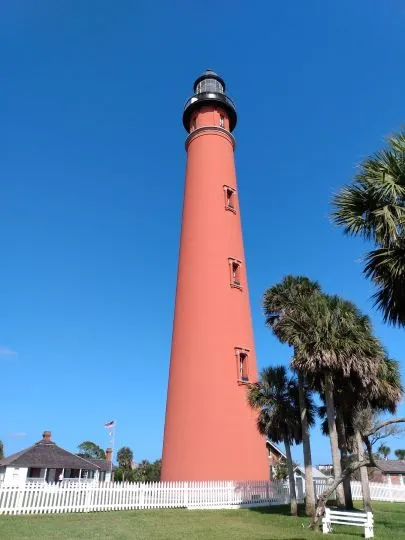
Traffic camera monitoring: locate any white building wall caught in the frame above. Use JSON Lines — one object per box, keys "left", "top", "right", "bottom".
{"left": 3, "top": 466, "right": 28, "bottom": 486}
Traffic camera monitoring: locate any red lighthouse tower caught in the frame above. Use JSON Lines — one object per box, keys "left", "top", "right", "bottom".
{"left": 161, "top": 71, "right": 268, "bottom": 481}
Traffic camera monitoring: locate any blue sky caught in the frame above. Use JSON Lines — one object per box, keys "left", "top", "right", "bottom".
{"left": 1, "top": 1, "right": 404, "bottom": 465}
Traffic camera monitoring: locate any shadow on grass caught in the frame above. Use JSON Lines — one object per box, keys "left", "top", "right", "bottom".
{"left": 248, "top": 505, "right": 364, "bottom": 538}
{"left": 248, "top": 504, "right": 309, "bottom": 518}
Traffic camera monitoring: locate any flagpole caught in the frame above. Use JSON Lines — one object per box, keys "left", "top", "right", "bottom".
{"left": 110, "top": 421, "right": 116, "bottom": 476}
{"left": 104, "top": 420, "right": 116, "bottom": 479}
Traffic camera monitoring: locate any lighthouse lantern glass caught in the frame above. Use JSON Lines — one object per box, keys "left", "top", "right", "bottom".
{"left": 196, "top": 78, "right": 224, "bottom": 94}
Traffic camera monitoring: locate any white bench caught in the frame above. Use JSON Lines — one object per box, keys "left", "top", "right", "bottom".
{"left": 322, "top": 508, "right": 374, "bottom": 538}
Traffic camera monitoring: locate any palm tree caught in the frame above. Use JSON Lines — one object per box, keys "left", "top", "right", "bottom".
{"left": 395, "top": 449, "right": 405, "bottom": 460}
{"left": 117, "top": 446, "right": 134, "bottom": 472}
{"left": 353, "top": 357, "right": 403, "bottom": 511}
{"left": 247, "top": 366, "right": 316, "bottom": 517}
{"left": 263, "top": 276, "right": 320, "bottom": 517}
{"left": 377, "top": 444, "right": 391, "bottom": 460}
{"left": 264, "top": 277, "right": 385, "bottom": 509}
{"left": 318, "top": 356, "right": 402, "bottom": 512}
{"left": 332, "top": 130, "right": 405, "bottom": 327}
{"left": 318, "top": 393, "right": 355, "bottom": 510}
{"left": 281, "top": 293, "right": 383, "bottom": 508}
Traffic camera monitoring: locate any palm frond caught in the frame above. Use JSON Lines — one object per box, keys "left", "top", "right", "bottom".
{"left": 332, "top": 129, "right": 405, "bottom": 326}
{"left": 247, "top": 365, "right": 308, "bottom": 446}
{"left": 364, "top": 242, "right": 405, "bottom": 326}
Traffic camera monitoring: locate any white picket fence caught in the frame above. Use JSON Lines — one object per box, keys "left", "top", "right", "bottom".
{"left": 313, "top": 479, "right": 405, "bottom": 503}
{"left": 313, "top": 479, "right": 335, "bottom": 501}
{"left": 351, "top": 481, "right": 405, "bottom": 502}
{"left": 0, "top": 480, "right": 290, "bottom": 515}
{"left": 0, "top": 479, "right": 404, "bottom": 516}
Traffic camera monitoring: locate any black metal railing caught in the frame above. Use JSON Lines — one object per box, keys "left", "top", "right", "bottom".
{"left": 184, "top": 93, "right": 236, "bottom": 111}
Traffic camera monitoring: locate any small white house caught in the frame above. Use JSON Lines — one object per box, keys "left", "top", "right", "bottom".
{"left": 265, "top": 440, "right": 328, "bottom": 496}
{"left": 294, "top": 464, "right": 328, "bottom": 481}
{"left": 0, "top": 431, "right": 114, "bottom": 485}
{"left": 294, "top": 464, "right": 328, "bottom": 498}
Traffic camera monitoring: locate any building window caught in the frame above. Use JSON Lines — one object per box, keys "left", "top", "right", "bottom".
{"left": 219, "top": 114, "right": 224, "bottom": 128}
{"left": 228, "top": 258, "right": 242, "bottom": 289}
{"left": 235, "top": 348, "right": 250, "bottom": 383}
{"left": 223, "top": 185, "right": 236, "bottom": 212}
{"left": 191, "top": 118, "right": 197, "bottom": 131}
{"left": 28, "top": 467, "right": 41, "bottom": 478}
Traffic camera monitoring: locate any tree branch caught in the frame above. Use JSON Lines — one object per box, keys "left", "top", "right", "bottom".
{"left": 364, "top": 417, "right": 405, "bottom": 437}
{"left": 310, "top": 457, "right": 372, "bottom": 528}
{"left": 310, "top": 416, "right": 405, "bottom": 529}
{"left": 369, "top": 425, "right": 405, "bottom": 447}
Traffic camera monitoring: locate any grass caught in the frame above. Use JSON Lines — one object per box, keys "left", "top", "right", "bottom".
{"left": 0, "top": 503, "right": 404, "bottom": 539}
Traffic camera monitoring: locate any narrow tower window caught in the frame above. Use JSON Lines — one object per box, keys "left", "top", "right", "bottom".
{"left": 224, "top": 185, "right": 236, "bottom": 212}
{"left": 219, "top": 114, "right": 224, "bottom": 128}
{"left": 228, "top": 258, "right": 242, "bottom": 289}
{"left": 191, "top": 118, "right": 197, "bottom": 131}
{"left": 235, "top": 348, "right": 250, "bottom": 383}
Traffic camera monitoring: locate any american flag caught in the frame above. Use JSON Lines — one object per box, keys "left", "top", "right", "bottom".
{"left": 104, "top": 420, "right": 115, "bottom": 429}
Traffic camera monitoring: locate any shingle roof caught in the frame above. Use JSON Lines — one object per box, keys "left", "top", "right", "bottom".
{"left": 0, "top": 439, "right": 100, "bottom": 471}
{"left": 375, "top": 460, "right": 405, "bottom": 474}
{"left": 86, "top": 458, "right": 117, "bottom": 471}
{"left": 294, "top": 465, "right": 327, "bottom": 479}
{"left": 266, "top": 440, "right": 287, "bottom": 459}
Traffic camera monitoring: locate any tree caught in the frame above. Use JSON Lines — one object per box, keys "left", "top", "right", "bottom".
{"left": 395, "top": 449, "right": 405, "bottom": 460}
{"left": 312, "top": 354, "right": 403, "bottom": 521}
{"left": 377, "top": 444, "right": 391, "bottom": 460}
{"left": 311, "top": 415, "right": 405, "bottom": 529}
{"left": 114, "top": 459, "right": 162, "bottom": 483}
{"left": 332, "top": 130, "right": 405, "bottom": 327}
{"left": 317, "top": 355, "right": 402, "bottom": 511}
{"left": 318, "top": 394, "right": 355, "bottom": 510}
{"left": 148, "top": 459, "right": 162, "bottom": 482}
{"left": 0, "top": 440, "right": 4, "bottom": 460}
{"left": 290, "top": 294, "right": 384, "bottom": 508}
{"left": 116, "top": 446, "right": 134, "bottom": 471}
{"left": 263, "top": 276, "right": 320, "bottom": 516}
{"left": 272, "top": 460, "right": 296, "bottom": 481}
{"left": 77, "top": 441, "right": 106, "bottom": 459}
{"left": 352, "top": 356, "right": 403, "bottom": 511}
{"left": 133, "top": 459, "right": 162, "bottom": 482}
{"left": 247, "top": 365, "right": 316, "bottom": 517}
{"left": 266, "top": 278, "right": 384, "bottom": 509}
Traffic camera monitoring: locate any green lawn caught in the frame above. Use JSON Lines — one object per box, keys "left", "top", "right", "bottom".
{"left": 0, "top": 503, "right": 404, "bottom": 539}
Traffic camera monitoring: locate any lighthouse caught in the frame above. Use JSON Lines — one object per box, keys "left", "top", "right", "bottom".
{"left": 161, "top": 71, "right": 269, "bottom": 481}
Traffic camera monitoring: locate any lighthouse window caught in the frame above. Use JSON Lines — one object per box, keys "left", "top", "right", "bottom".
{"left": 239, "top": 353, "right": 249, "bottom": 382}
{"left": 224, "top": 186, "right": 236, "bottom": 212}
{"left": 229, "top": 258, "right": 242, "bottom": 289}
{"left": 235, "top": 348, "right": 250, "bottom": 383}
{"left": 219, "top": 115, "right": 224, "bottom": 128}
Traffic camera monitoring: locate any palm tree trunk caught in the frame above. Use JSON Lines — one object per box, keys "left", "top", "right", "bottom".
{"left": 355, "top": 429, "right": 372, "bottom": 512}
{"left": 297, "top": 372, "right": 315, "bottom": 517}
{"left": 336, "top": 405, "right": 353, "bottom": 509}
{"left": 284, "top": 433, "right": 298, "bottom": 516}
{"left": 324, "top": 373, "right": 345, "bottom": 508}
